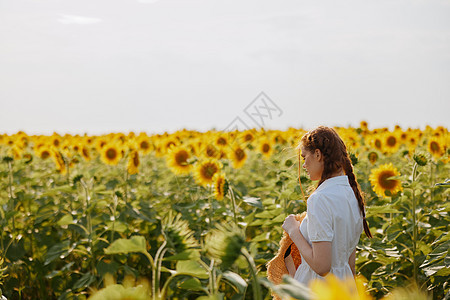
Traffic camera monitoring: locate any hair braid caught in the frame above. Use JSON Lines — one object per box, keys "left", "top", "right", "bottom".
{"left": 343, "top": 155, "right": 372, "bottom": 238}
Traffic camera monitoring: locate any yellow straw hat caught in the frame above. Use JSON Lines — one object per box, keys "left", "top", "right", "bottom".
{"left": 266, "top": 212, "right": 306, "bottom": 300}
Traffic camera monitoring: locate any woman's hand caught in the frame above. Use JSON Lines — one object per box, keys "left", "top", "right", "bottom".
{"left": 282, "top": 214, "right": 300, "bottom": 237}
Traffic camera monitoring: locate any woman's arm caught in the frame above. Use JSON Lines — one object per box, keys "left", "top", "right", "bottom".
{"left": 283, "top": 215, "right": 332, "bottom": 276}
{"left": 348, "top": 248, "right": 356, "bottom": 277}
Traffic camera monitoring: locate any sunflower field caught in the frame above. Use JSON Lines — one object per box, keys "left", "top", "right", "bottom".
{"left": 0, "top": 123, "right": 448, "bottom": 300}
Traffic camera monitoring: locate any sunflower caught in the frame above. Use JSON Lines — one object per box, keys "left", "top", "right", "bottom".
{"left": 427, "top": 137, "right": 445, "bottom": 159}
{"left": 52, "top": 150, "right": 67, "bottom": 175}
{"left": 384, "top": 132, "right": 400, "bottom": 153}
{"left": 206, "top": 222, "right": 245, "bottom": 269}
{"left": 80, "top": 144, "right": 91, "bottom": 161}
{"left": 136, "top": 135, "right": 152, "bottom": 155}
{"left": 215, "top": 134, "right": 229, "bottom": 149}
{"left": 37, "top": 146, "right": 52, "bottom": 160}
{"left": 127, "top": 150, "right": 140, "bottom": 175}
{"left": 166, "top": 146, "right": 192, "bottom": 175}
{"left": 88, "top": 274, "right": 150, "bottom": 300}
{"left": 100, "top": 143, "right": 122, "bottom": 166}
{"left": 227, "top": 145, "right": 247, "bottom": 169}
{"left": 193, "top": 159, "right": 222, "bottom": 187}
{"left": 199, "top": 143, "right": 220, "bottom": 159}
{"left": 369, "top": 135, "right": 383, "bottom": 152}
{"left": 162, "top": 213, "right": 198, "bottom": 253}
{"left": 213, "top": 173, "right": 228, "bottom": 200}
{"left": 309, "top": 274, "right": 372, "bottom": 300}
{"left": 258, "top": 139, "right": 273, "bottom": 159}
{"left": 369, "top": 163, "right": 403, "bottom": 196}
{"left": 240, "top": 130, "right": 256, "bottom": 145}
{"left": 367, "top": 152, "right": 378, "bottom": 165}
{"left": 360, "top": 120, "right": 368, "bottom": 130}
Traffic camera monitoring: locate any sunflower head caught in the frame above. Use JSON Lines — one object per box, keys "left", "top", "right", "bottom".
{"left": 310, "top": 274, "right": 373, "bottom": 300}
{"left": 127, "top": 150, "right": 140, "bottom": 175}
{"left": 100, "top": 143, "right": 123, "bottom": 166}
{"left": 206, "top": 222, "right": 246, "bottom": 270}
{"left": 369, "top": 163, "right": 403, "bottom": 197}
{"left": 162, "top": 213, "right": 198, "bottom": 253}
{"left": 212, "top": 173, "right": 228, "bottom": 200}
{"left": 228, "top": 145, "right": 247, "bottom": 169}
{"left": 413, "top": 153, "right": 428, "bottom": 167}
{"left": 368, "top": 152, "right": 378, "bottom": 165}
{"left": 193, "top": 159, "right": 222, "bottom": 187}
{"left": 166, "top": 146, "right": 192, "bottom": 175}
{"left": 427, "top": 137, "right": 445, "bottom": 159}
{"left": 258, "top": 139, "right": 273, "bottom": 159}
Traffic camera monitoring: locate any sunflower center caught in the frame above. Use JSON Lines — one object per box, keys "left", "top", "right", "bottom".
{"left": 244, "top": 134, "right": 253, "bottom": 141}
{"left": 234, "top": 148, "right": 245, "bottom": 161}
{"left": 430, "top": 141, "right": 440, "bottom": 153}
{"left": 262, "top": 143, "right": 270, "bottom": 153}
{"left": 216, "top": 178, "right": 223, "bottom": 195}
{"left": 217, "top": 137, "right": 227, "bottom": 145}
{"left": 166, "top": 141, "right": 176, "bottom": 149}
{"left": 106, "top": 148, "right": 117, "bottom": 160}
{"left": 202, "top": 163, "right": 218, "bottom": 179}
{"left": 378, "top": 171, "right": 398, "bottom": 190}
{"left": 387, "top": 136, "right": 397, "bottom": 147}
{"left": 140, "top": 141, "right": 150, "bottom": 150}
{"left": 133, "top": 152, "right": 140, "bottom": 167}
{"left": 206, "top": 145, "right": 217, "bottom": 157}
{"left": 82, "top": 148, "right": 89, "bottom": 158}
{"left": 375, "top": 139, "right": 382, "bottom": 149}
{"left": 41, "top": 151, "right": 50, "bottom": 159}
{"left": 175, "top": 150, "right": 188, "bottom": 165}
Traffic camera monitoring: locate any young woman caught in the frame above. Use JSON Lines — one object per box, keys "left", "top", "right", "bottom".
{"left": 282, "top": 126, "right": 372, "bottom": 287}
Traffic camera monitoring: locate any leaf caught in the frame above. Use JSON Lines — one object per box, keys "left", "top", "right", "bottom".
{"left": 175, "top": 260, "right": 208, "bottom": 279}
{"left": 72, "top": 272, "right": 96, "bottom": 290}
{"left": 179, "top": 278, "right": 205, "bottom": 291}
{"left": 255, "top": 208, "right": 283, "bottom": 219}
{"left": 57, "top": 214, "right": 73, "bottom": 226}
{"left": 222, "top": 271, "right": 247, "bottom": 294}
{"left": 259, "top": 276, "right": 310, "bottom": 300}
{"left": 96, "top": 260, "right": 120, "bottom": 278}
{"left": 252, "top": 232, "right": 270, "bottom": 242}
{"left": 164, "top": 249, "right": 200, "bottom": 261}
{"left": 45, "top": 240, "right": 71, "bottom": 265}
{"left": 268, "top": 214, "right": 286, "bottom": 225}
{"left": 242, "top": 197, "right": 263, "bottom": 209}
{"left": 104, "top": 236, "right": 148, "bottom": 255}
{"left": 196, "top": 293, "right": 224, "bottom": 300}
{"left": 366, "top": 205, "right": 401, "bottom": 217}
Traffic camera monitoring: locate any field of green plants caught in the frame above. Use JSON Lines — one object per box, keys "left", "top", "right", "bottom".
{"left": 0, "top": 125, "right": 448, "bottom": 300}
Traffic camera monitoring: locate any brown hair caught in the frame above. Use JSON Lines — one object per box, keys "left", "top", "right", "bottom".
{"left": 297, "top": 126, "right": 372, "bottom": 238}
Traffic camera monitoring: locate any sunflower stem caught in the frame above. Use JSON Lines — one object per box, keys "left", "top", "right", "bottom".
{"left": 154, "top": 240, "right": 167, "bottom": 299}
{"left": 65, "top": 156, "right": 70, "bottom": 186}
{"left": 229, "top": 187, "right": 238, "bottom": 226}
{"left": 208, "top": 185, "right": 214, "bottom": 229}
{"left": 412, "top": 162, "right": 418, "bottom": 284}
{"left": 124, "top": 167, "right": 129, "bottom": 205}
{"left": 241, "top": 248, "right": 262, "bottom": 300}
{"left": 7, "top": 160, "right": 15, "bottom": 231}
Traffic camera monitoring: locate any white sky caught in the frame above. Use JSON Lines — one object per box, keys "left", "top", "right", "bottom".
{"left": 1, "top": 0, "right": 449, "bottom": 135}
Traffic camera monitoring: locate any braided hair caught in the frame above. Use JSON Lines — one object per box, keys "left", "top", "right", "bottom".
{"left": 297, "top": 126, "right": 372, "bottom": 238}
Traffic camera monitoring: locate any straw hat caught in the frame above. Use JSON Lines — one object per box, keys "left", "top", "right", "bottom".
{"left": 267, "top": 211, "right": 306, "bottom": 300}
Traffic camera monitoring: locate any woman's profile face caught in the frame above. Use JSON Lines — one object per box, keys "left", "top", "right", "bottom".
{"left": 300, "top": 146, "right": 324, "bottom": 181}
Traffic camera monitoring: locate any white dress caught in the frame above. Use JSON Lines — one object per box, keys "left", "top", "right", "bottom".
{"left": 294, "top": 175, "right": 363, "bottom": 288}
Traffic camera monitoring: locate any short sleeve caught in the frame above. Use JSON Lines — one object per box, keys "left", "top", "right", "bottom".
{"left": 307, "top": 194, "right": 334, "bottom": 242}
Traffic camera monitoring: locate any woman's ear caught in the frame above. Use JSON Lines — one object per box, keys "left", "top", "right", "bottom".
{"left": 314, "top": 149, "right": 323, "bottom": 162}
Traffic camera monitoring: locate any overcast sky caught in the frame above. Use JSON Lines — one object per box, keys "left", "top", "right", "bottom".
{"left": 1, "top": 0, "right": 449, "bottom": 135}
